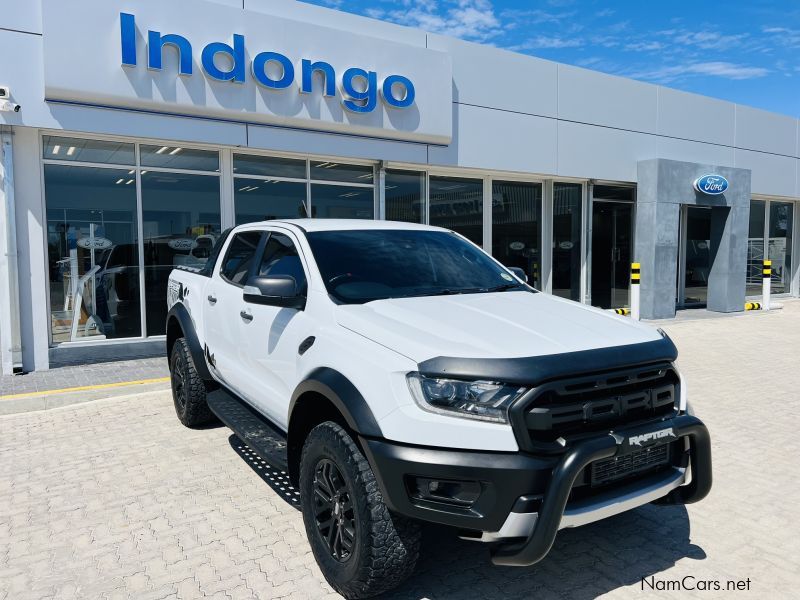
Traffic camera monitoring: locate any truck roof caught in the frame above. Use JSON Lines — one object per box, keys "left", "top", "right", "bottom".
{"left": 242, "top": 218, "right": 445, "bottom": 233}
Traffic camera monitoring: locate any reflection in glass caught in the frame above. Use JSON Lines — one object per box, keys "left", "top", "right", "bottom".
{"left": 142, "top": 172, "right": 221, "bottom": 335}
{"left": 429, "top": 176, "right": 483, "bottom": 246}
{"left": 235, "top": 179, "right": 308, "bottom": 225}
{"left": 385, "top": 170, "right": 424, "bottom": 224}
{"left": 233, "top": 154, "right": 307, "bottom": 179}
{"left": 310, "top": 161, "right": 374, "bottom": 184}
{"left": 683, "top": 206, "right": 712, "bottom": 305}
{"left": 746, "top": 200, "right": 766, "bottom": 295}
{"left": 492, "top": 181, "right": 542, "bottom": 288}
{"left": 140, "top": 145, "right": 220, "bottom": 172}
{"left": 44, "top": 165, "right": 140, "bottom": 342}
{"left": 311, "top": 184, "right": 374, "bottom": 219}
{"left": 768, "top": 202, "right": 793, "bottom": 294}
{"left": 590, "top": 186, "right": 634, "bottom": 309}
{"left": 552, "top": 182, "right": 582, "bottom": 301}
{"left": 42, "top": 136, "right": 135, "bottom": 165}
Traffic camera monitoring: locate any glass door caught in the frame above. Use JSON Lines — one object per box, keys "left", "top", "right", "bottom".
{"left": 682, "top": 206, "right": 712, "bottom": 306}
{"left": 767, "top": 201, "right": 794, "bottom": 294}
{"left": 591, "top": 201, "right": 633, "bottom": 309}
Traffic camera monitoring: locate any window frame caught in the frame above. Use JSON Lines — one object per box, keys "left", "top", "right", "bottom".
{"left": 255, "top": 230, "right": 310, "bottom": 295}
{"left": 218, "top": 230, "right": 266, "bottom": 289}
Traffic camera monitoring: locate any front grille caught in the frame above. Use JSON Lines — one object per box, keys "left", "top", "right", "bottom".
{"left": 514, "top": 363, "right": 679, "bottom": 452}
{"left": 590, "top": 443, "right": 671, "bottom": 485}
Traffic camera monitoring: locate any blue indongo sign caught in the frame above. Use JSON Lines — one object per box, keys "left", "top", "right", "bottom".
{"left": 119, "top": 12, "right": 415, "bottom": 114}
{"left": 693, "top": 174, "right": 729, "bottom": 195}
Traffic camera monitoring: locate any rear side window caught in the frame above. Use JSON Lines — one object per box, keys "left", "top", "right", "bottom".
{"left": 220, "top": 231, "right": 262, "bottom": 285}
{"left": 259, "top": 233, "right": 307, "bottom": 292}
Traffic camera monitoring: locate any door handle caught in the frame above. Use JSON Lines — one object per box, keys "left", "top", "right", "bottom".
{"left": 207, "top": 294, "right": 217, "bottom": 305}
{"left": 240, "top": 310, "right": 253, "bottom": 322}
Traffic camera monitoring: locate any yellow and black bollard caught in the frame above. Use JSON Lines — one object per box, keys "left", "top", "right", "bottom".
{"left": 630, "top": 262, "right": 641, "bottom": 320}
{"left": 762, "top": 259, "right": 772, "bottom": 310}
{"left": 744, "top": 301, "right": 762, "bottom": 311}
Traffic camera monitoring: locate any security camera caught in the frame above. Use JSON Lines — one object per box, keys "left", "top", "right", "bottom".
{"left": 0, "top": 86, "right": 9, "bottom": 98}
{"left": 0, "top": 100, "right": 21, "bottom": 113}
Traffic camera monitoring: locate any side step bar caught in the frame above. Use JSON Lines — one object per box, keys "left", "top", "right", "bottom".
{"left": 207, "top": 387, "right": 289, "bottom": 472}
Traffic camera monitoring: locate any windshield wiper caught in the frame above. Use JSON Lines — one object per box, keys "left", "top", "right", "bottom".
{"left": 484, "top": 283, "right": 523, "bottom": 292}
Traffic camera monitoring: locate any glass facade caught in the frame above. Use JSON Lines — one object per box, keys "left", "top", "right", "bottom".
{"left": 385, "top": 170, "right": 425, "bottom": 224}
{"left": 746, "top": 200, "right": 766, "bottom": 296}
{"left": 429, "top": 176, "right": 483, "bottom": 246}
{"left": 768, "top": 202, "right": 793, "bottom": 294}
{"left": 44, "top": 163, "right": 140, "bottom": 342}
{"left": 552, "top": 182, "right": 583, "bottom": 301}
{"left": 40, "top": 133, "right": 800, "bottom": 348}
{"left": 747, "top": 199, "right": 795, "bottom": 296}
{"left": 491, "top": 181, "right": 542, "bottom": 288}
{"left": 141, "top": 172, "right": 221, "bottom": 335}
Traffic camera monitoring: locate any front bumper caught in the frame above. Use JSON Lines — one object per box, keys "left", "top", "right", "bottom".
{"left": 361, "top": 414, "right": 711, "bottom": 567}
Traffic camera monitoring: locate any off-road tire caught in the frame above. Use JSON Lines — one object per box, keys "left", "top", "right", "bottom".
{"left": 299, "top": 421, "right": 421, "bottom": 599}
{"left": 169, "top": 337, "right": 215, "bottom": 428}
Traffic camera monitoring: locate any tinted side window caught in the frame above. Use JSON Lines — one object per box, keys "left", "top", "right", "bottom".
{"left": 259, "top": 233, "right": 307, "bottom": 292}
{"left": 199, "top": 228, "right": 233, "bottom": 277}
{"left": 220, "top": 231, "right": 262, "bottom": 285}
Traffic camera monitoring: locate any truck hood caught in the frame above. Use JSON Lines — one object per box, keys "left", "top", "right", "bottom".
{"left": 335, "top": 291, "right": 662, "bottom": 364}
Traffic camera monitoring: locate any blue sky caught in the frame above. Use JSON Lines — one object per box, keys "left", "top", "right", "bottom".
{"left": 303, "top": 0, "right": 800, "bottom": 117}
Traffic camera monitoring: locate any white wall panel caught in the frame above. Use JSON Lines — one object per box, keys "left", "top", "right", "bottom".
{"left": 247, "top": 124, "right": 427, "bottom": 164}
{"left": 428, "top": 35, "right": 558, "bottom": 118}
{"left": 658, "top": 87, "right": 735, "bottom": 147}
{"left": 558, "top": 65, "right": 658, "bottom": 133}
{"left": 428, "top": 104, "right": 557, "bottom": 174}
{"left": 47, "top": 104, "right": 248, "bottom": 147}
{"left": 655, "top": 137, "right": 735, "bottom": 169}
{"left": 735, "top": 105, "right": 797, "bottom": 157}
{"left": 735, "top": 148, "right": 797, "bottom": 198}
{"left": 558, "top": 121, "right": 657, "bottom": 182}
{"left": 11, "top": 127, "right": 49, "bottom": 371}
{"left": 0, "top": 0, "right": 42, "bottom": 34}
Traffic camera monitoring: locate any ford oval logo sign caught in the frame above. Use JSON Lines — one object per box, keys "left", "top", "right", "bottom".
{"left": 693, "top": 174, "right": 729, "bottom": 195}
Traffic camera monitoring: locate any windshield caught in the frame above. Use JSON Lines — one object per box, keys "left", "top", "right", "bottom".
{"left": 306, "top": 229, "right": 530, "bottom": 304}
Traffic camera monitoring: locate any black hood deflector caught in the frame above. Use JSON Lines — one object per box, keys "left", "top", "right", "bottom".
{"left": 417, "top": 336, "right": 678, "bottom": 386}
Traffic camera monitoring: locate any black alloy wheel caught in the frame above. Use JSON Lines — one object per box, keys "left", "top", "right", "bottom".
{"left": 313, "top": 458, "right": 356, "bottom": 561}
{"left": 170, "top": 348, "right": 188, "bottom": 412}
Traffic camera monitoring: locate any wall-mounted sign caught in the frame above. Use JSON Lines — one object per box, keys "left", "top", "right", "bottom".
{"left": 41, "top": 0, "right": 453, "bottom": 144}
{"left": 120, "top": 13, "right": 416, "bottom": 114}
{"left": 558, "top": 241, "right": 574, "bottom": 250}
{"left": 693, "top": 174, "right": 729, "bottom": 195}
{"left": 77, "top": 237, "right": 113, "bottom": 250}
{"left": 509, "top": 241, "right": 525, "bottom": 251}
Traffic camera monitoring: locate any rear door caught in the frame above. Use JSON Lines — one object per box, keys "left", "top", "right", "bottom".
{"left": 236, "top": 229, "right": 314, "bottom": 428}
{"left": 203, "top": 229, "right": 264, "bottom": 392}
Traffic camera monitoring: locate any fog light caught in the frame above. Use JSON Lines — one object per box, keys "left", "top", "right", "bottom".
{"left": 408, "top": 476, "right": 481, "bottom": 508}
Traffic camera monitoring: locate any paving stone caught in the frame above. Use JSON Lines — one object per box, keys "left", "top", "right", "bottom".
{"left": 1, "top": 302, "right": 799, "bottom": 598}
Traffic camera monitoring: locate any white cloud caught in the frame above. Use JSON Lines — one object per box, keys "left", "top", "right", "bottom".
{"left": 516, "top": 35, "right": 583, "bottom": 50}
{"left": 629, "top": 61, "right": 770, "bottom": 83}
{"left": 373, "top": 0, "right": 502, "bottom": 42}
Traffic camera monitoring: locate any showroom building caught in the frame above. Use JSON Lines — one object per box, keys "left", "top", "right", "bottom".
{"left": 0, "top": 0, "right": 798, "bottom": 375}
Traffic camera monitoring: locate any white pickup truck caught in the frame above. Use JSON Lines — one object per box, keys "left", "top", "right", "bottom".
{"left": 166, "top": 219, "right": 711, "bottom": 599}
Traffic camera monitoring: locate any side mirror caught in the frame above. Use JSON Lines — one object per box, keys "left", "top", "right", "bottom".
{"left": 243, "top": 275, "right": 305, "bottom": 309}
{"left": 507, "top": 266, "right": 528, "bottom": 283}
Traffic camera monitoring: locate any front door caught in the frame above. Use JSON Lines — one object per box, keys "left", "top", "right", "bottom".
{"left": 681, "top": 206, "right": 712, "bottom": 306}
{"left": 591, "top": 201, "right": 633, "bottom": 309}
{"left": 237, "top": 230, "right": 312, "bottom": 429}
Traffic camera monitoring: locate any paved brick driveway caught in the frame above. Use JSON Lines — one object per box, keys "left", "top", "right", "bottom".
{"left": 2, "top": 303, "right": 799, "bottom": 599}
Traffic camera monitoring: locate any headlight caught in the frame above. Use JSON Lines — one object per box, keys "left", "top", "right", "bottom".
{"left": 406, "top": 373, "right": 528, "bottom": 423}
